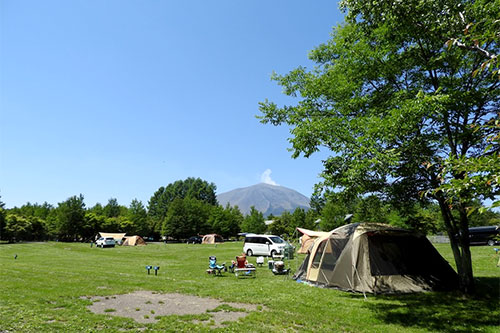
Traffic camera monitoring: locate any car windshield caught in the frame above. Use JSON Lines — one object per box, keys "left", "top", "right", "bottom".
{"left": 269, "top": 236, "right": 284, "bottom": 244}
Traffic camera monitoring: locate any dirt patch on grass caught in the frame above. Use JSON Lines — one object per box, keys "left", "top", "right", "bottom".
{"left": 84, "top": 291, "right": 264, "bottom": 327}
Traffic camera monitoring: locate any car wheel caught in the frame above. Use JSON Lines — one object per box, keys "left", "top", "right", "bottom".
{"left": 487, "top": 239, "right": 495, "bottom": 246}
{"left": 246, "top": 249, "right": 253, "bottom": 256}
{"left": 270, "top": 250, "right": 277, "bottom": 257}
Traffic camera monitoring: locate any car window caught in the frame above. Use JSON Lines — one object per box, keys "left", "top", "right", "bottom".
{"left": 269, "top": 236, "right": 284, "bottom": 244}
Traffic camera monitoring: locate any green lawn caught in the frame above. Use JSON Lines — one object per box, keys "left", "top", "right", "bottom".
{"left": 0, "top": 241, "right": 498, "bottom": 332}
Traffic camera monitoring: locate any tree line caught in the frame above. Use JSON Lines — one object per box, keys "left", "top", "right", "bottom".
{"left": 1, "top": 176, "right": 497, "bottom": 243}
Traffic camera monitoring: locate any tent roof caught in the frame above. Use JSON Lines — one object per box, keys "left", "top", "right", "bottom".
{"left": 99, "top": 232, "right": 126, "bottom": 239}
{"left": 296, "top": 227, "right": 329, "bottom": 238}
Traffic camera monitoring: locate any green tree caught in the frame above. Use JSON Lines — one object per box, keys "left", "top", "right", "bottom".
{"left": 354, "top": 195, "right": 388, "bottom": 223}
{"left": 0, "top": 196, "right": 5, "bottom": 240}
{"left": 55, "top": 194, "right": 86, "bottom": 241}
{"left": 148, "top": 178, "right": 217, "bottom": 235}
{"left": 4, "top": 214, "right": 32, "bottom": 242}
{"left": 267, "top": 215, "right": 287, "bottom": 236}
{"left": 259, "top": 0, "right": 499, "bottom": 293}
{"left": 303, "top": 209, "right": 319, "bottom": 230}
{"left": 208, "top": 204, "right": 241, "bottom": 239}
{"left": 241, "top": 206, "right": 266, "bottom": 234}
{"left": 291, "top": 208, "right": 307, "bottom": 232}
{"left": 103, "top": 198, "right": 121, "bottom": 218}
{"left": 84, "top": 212, "right": 106, "bottom": 237}
{"left": 88, "top": 203, "right": 104, "bottom": 216}
{"left": 127, "top": 199, "right": 149, "bottom": 236}
{"left": 321, "top": 199, "right": 350, "bottom": 231}
{"left": 161, "top": 197, "right": 211, "bottom": 240}
{"left": 228, "top": 205, "right": 244, "bottom": 236}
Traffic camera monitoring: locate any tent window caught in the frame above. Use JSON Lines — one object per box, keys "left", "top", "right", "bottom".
{"left": 320, "top": 238, "right": 349, "bottom": 271}
{"left": 311, "top": 240, "right": 327, "bottom": 269}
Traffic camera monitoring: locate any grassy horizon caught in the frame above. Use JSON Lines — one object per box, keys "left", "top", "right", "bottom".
{"left": 0, "top": 241, "right": 498, "bottom": 332}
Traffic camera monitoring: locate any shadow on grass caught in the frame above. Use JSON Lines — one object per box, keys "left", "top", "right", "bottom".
{"left": 352, "top": 277, "right": 499, "bottom": 332}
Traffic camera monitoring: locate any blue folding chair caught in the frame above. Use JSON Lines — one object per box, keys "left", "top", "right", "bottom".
{"left": 208, "top": 256, "right": 226, "bottom": 276}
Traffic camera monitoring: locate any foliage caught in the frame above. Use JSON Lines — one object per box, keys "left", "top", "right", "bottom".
{"left": 161, "top": 197, "right": 211, "bottom": 240}
{"left": 433, "top": 118, "right": 500, "bottom": 213}
{"left": 3, "top": 214, "right": 32, "bottom": 242}
{"left": 259, "top": 0, "right": 499, "bottom": 293}
{"left": 55, "top": 194, "right": 86, "bottom": 241}
{"left": 445, "top": 0, "right": 500, "bottom": 78}
{"left": 207, "top": 204, "right": 241, "bottom": 239}
{"left": 0, "top": 196, "right": 5, "bottom": 240}
{"left": 303, "top": 209, "right": 320, "bottom": 230}
{"left": 127, "top": 199, "right": 149, "bottom": 236}
{"left": 320, "top": 198, "right": 352, "bottom": 231}
{"left": 241, "top": 206, "right": 266, "bottom": 234}
{"left": 148, "top": 178, "right": 218, "bottom": 235}
{"left": 103, "top": 198, "right": 122, "bottom": 218}
{"left": 267, "top": 211, "right": 290, "bottom": 236}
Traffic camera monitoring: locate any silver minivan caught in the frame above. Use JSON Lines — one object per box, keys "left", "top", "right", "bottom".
{"left": 243, "top": 234, "right": 286, "bottom": 256}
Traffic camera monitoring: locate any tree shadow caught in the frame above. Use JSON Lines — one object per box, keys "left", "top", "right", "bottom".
{"left": 349, "top": 277, "right": 500, "bottom": 332}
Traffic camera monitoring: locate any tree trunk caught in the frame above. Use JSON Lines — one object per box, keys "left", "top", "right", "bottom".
{"left": 436, "top": 195, "right": 475, "bottom": 294}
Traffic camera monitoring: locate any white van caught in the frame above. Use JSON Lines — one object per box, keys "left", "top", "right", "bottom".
{"left": 243, "top": 234, "right": 286, "bottom": 256}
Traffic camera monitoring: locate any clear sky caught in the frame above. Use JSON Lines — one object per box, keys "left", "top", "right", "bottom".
{"left": 0, "top": 0, "right": 344, "bottom": 208}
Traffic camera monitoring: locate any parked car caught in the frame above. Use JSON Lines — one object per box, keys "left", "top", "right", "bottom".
{"left": 187, "top": 236, "right": 202, "bottom": 244}
{"left": 468, "top": 226, "right": 500, "bottom": 246}
{"left": 96, "top": 237, "right": 116, "bottom": 248}
{"left": 243, "top": 234, "right": 286, "bottom": 256}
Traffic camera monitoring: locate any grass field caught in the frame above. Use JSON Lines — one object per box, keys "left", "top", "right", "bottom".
{"left": 0, "top": 241, "right": 499, "bottom": 332}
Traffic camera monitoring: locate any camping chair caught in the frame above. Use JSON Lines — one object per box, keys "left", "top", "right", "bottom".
{"left": 256, "top": 256, "right": 265, "bottom": 267}
{"left": 234, "top": 255, "right": 256, "bottom": 278}
{"left": 207, "top": 256, "right": 226, "bottom": 276}
{"left": 271, "top": 260, "right": 291, "bottom": 275}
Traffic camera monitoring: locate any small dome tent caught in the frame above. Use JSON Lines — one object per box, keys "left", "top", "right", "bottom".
{"left": 202, "top": 234, "right": 223, "bottom": 244}
{"left": 122, "top": 236, "right": 146, "bottom": 246}
{"left": 293, "top": 223, "right": 458, "bottom": 293}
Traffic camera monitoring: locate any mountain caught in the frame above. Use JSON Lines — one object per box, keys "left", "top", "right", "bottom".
{"left": 217, "top": 183, "right": 310, "bottom": 216}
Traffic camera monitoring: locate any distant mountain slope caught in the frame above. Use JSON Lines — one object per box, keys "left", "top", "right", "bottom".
{"left": 217, "top": 183, "right": 310, "bottom": 216}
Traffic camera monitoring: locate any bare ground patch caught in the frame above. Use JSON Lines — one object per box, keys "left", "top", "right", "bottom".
{"left": 83, "top": 291, "right": 264, "bottom": 327}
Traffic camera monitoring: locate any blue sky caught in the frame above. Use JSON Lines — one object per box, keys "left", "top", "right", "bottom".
{"left": 0, "top": 1, "right": 344, "bottom": 208}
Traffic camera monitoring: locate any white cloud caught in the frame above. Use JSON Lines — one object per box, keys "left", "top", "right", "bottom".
{"left": 260, "top": 169, "right": 278, "bottom": 186}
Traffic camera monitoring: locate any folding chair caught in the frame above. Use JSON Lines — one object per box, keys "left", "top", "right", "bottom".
{"left": 234, "top": 255, "right": 256, "bottom": 278}
{"left": 207, "top": 256, "right": 226, "bottom": 276}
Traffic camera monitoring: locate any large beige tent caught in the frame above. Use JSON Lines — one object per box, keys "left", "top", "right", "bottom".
{"left": 296, "top": 227, "right": 329, "bottom": 254}
{"left": 122, "top": 235, "right": 146, "bottom": 246}
{"left": 294, "top": 223, "right": 458, "bottom": 293}
{"left": 202, "top": 234, "right": 223, "bottom": 244}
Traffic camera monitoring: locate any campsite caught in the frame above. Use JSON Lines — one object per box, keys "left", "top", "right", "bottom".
{"left": 0, "top": 240, "right": 498, "bottom": 332}
{"left": 2, "top": 0, "right": 499, "bottom": 332}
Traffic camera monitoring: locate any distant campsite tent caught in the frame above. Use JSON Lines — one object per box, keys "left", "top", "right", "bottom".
{"left": 98, "top": 232, "right": 126, "bottom": 244}
{"left": 122, "top": 236, "right": 146, "bottom": 246}
{"left": 296, "top": 227, "right": 329, "bottom": 254}
{"left": 294, "top": 223, "right": 458, "bottom": 293}
{"left": 202, "top": 234, "right": 223, "bottom": 244}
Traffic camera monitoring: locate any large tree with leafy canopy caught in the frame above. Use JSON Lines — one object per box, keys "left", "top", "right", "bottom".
{"left": 259, "top": 0, "right": 499, "bottom": 293}
{"left": 148, "top": 177, "right": 218, "bottom": 236}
